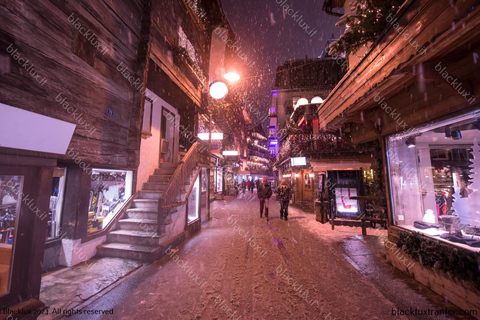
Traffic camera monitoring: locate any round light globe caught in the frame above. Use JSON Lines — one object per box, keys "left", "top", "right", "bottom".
{"left": 294, "top": 98, "right": 309, "bottom": 110}
{"left": 209, "top": 81, "right": 228, "bottom": 99}
{"left": 311, "top": 96, "right": 324, "bottom": 104}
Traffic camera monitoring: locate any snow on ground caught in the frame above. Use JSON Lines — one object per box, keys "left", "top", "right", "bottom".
{"left": 68, "top": 192, "right": 473, "bottom": 320}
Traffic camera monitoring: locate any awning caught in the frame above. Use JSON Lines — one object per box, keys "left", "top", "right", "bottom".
{"left": 0, "top": 103, "right": 76, "bottom": 154}
{"left": 310, "top": 160, "right": 371, "bottom": 171}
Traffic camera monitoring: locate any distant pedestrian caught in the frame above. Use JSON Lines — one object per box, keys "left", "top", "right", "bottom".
{"left": 257, "top": 177, "right": 273, "bottom": 221}
{"left": 276, "top": 179, "right": 292, "bottom": 221}
{"left": 241, "top": 179, "right": 246, "bottom": 194}
{"left": 255, "top": 179, "right": 260, "bottom": 190}
{"left": 249, "top": 179, "right": 254, "bottom": 193}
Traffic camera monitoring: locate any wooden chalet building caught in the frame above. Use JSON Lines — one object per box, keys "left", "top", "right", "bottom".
{"left": 272, "top": 56, "right": 382, "bottom": 218}
{"left": 322, "top": 0, "right": 480, "bottom": 315}
{"left": 0, "top": 0, "right": 235, "bottom": 312}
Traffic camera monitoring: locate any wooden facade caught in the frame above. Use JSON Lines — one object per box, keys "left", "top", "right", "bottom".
{"left": 320, "top": 0, "right": 480, "bottom": 315}
{"left": 0, "top": 0, "right": 150, "bottom": 308}
{"left": 0, "top": 0, "right": 235, "bottom": 311}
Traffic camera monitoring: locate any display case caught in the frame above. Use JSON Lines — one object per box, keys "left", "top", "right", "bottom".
{"left": 387, "top": 112, "right": 480, "bottom": 250}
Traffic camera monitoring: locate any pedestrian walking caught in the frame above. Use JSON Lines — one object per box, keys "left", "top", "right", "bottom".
{"left": 276, "top": 179, "right": 292, "bottom": 221}
{"left": 241, "top": 179, "right": 246, "bottom": 194}
{"left": 257, "top": 177, "right": 273, "bottom": 221}
{"left": 249, "top": 179, "right": 254, "bottom": 193}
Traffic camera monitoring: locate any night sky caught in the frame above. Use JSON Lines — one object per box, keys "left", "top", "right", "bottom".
{"left": 221, "top": 0, "right": 341, "bottom": 127}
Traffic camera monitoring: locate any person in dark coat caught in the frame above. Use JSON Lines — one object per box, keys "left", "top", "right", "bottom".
{"left": 257, "top": 177, "right": 273, "bottom": 221}
{"left": 276, "top": 179, "right": 292, "bottom": 221}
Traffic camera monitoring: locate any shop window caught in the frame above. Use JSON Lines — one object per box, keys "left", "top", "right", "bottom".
{"left": 47, "top": 167, "right": 66, "bottom": 240}
{"left": 215, "top": 168, "right": 223, "bottom": 193}
{"left": 387, "top": 113, "right": 480, "bottom": 248}
{"left": 88, "top": 169, "right": 133, "bottom": 234}
{"left": 0, "top": 175, "right": 23, "bottom": 295}
{"left": 187, "top": 174, "right": 200, "bottom": 223}
{"left": 304, "top": 173, "right": 311, "bottom": 189}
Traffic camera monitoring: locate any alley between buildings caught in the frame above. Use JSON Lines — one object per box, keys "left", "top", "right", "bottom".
{"left": 64, "top": 193, "right": 472, "bottom": 320}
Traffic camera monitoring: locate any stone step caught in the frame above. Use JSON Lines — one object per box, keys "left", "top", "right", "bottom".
{"left": 148, "top": 174, "right": 172, "bottom": 183}
{"left": 143, "top": 182, "right": 168, "bottom": 191}
{"left": 117, "top": 218, "right": 157, "bottom": 232}
{"left": 126, "top": 209, "right": 158, "bottom": 220}
{"left": 107, "top": 230, "right": 162, "bottom": 246}
{"left": 132, "top": 199, "right": 158, "bottom": 210}
{"left": 137, "top": 190, "right": 163, "bottom": 199}
{"left": 96, "top": 243, "right": 161, "bottom": 262}
{"left": 154, "top": 167, "right": 176, "bottom": 175}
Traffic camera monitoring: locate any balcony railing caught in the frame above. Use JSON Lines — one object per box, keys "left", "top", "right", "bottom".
{"left": 275, "top": 133, "right": 351, "bottom": 162}
{"left": 247, "top": 149, "right": 270, "bottom": 159}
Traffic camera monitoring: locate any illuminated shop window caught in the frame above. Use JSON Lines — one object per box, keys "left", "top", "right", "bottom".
{"left": 47, "top": 167, "right": 66, "bottom": 240}
{"left": 387, "top": 112, "right": 480, "bottom": 248}
{"left": 88, "top": 169, "right": 133, "bottom": 234}
{"left": 0, "top": 175, "right": 23, "bottom": 295}
{"left": 187, "top": 174, "right": 200, "bottom": 223}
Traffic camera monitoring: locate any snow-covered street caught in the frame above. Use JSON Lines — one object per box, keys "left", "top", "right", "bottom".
{"left": 68, "top": 193, "right": 472, "bottom": 320}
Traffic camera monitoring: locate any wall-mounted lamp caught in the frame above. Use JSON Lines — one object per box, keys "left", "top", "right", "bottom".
{"left": 445, "top": 126, "right": 451, "bottom": 139}
{"left": 451, "top": 130, "right": 462, "bottom": 140}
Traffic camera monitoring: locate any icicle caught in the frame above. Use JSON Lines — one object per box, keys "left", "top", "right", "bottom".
{"left": 360, "top": 111, "right": 364, "bottom": 123}
{"left": 473, "top": 52, "right": 479, "bottom": 64}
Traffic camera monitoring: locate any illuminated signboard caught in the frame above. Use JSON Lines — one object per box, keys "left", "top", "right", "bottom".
{"left": 291, "top": 157, "right": 306, "bottom": 166}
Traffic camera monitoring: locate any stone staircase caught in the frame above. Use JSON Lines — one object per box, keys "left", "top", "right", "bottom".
{"left": 96, "top": 162, "right": 183, "bottom": 262}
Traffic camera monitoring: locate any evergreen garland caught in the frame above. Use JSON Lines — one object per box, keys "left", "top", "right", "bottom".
{"left": 172, "top": 46, "right": 207, "bottom": 85}
{"left": 330, "top": 0, "right": 405, "bottom": 55}
{"left": 397, "top": 231, "right": 480, "bottom": 289}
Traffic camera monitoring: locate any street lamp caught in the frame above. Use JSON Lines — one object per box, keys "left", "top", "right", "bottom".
{"left": 209, "top": 81, "right": 228, "bottom": 99}
{"left": 224, "top": 72, "right": 240, "bottom": 82}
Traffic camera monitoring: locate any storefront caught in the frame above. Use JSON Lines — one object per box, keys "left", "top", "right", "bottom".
{"left": 0, "top": 158, "right": 55, "bottom": 310}
{"left": 316, "top": 0, "right": 480, "bottom": 312}
{"left": 386, "top": 110, "right": 480, "bottom": 248}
